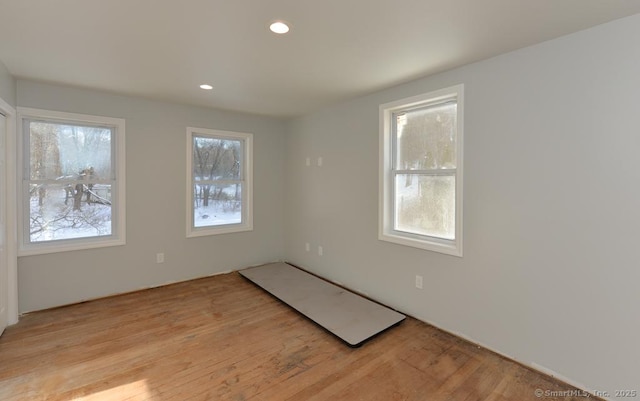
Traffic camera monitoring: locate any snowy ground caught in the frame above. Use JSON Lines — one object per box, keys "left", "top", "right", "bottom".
{"left": 29, "top": 187, "right": 112, "bottom": 242}
{"left": 194, "top": 201, "right": 241, "bottom": 227}
{"left": 193, "top": 184, "right": 242, "bottom": 227}
{"left": 29, "top": 185, "right": 243, "bottom": 241}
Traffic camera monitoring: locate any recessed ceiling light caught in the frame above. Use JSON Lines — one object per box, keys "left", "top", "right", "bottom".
{"left": 199, "top": 84, "right": 213, "bottom": 90}
{"left": 269, "top": 21, "right": 290, "bottom": 34}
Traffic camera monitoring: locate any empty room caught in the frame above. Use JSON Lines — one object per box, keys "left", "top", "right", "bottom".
{"left": 1, "top": 1, "right": 639, "bottom": 400}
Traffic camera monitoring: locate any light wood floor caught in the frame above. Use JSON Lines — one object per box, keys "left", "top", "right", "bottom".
{"left": 0, "top": 272, "right": 594, "bottom": 401}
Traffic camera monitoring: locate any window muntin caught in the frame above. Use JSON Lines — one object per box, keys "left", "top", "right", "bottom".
{"left": 380, "top": 85, "right": 463, "bottom": 256}
{"left": 187, "top": 127, "right": 253, "bottom": 237}
{"left": 18, "top": 108, "right": 125, "bottom": 255}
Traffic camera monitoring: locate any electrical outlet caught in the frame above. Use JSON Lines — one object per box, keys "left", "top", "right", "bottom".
{"left": 156, "top": 253, "right": 165, "bottom": 264}
{"left": 305, "top": 242, "right": 310, "bottom": 252}
{"left": 415, "top": 275, "right": 423, "bottom": 289}
{"left": 317, "top": 157, "right": 323, "bottom": 166}
{"left": 318, "top": 246, "right": 323, "bottom": 256}
{"left": 305, "top": 157, "right": 311, "bottom": 166}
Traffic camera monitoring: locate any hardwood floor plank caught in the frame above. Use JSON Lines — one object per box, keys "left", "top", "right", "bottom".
{"left": 0, "top": 272, "right": 600, "bottom": 401}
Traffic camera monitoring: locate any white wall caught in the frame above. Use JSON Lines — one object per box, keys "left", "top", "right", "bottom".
{"left": 0, "top": 59, "right": 18, "bottom": 325}
{"left": 17, "top": 80, "right": 286, "bottom": 312}
{"left": 284, "top": 14, "right": 640, "bottom": 398}
{"left": 0, "top": 60, "right": 15, "bottom": 106}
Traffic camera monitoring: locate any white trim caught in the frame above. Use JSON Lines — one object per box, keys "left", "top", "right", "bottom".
{"left": 379, "top": 84, "right": 464, "bottom": 257}
{"left": 186, "top": 127, "right": 253, "bottom": 238}
{"left": 16, "top": 108, "right": 126, "bottom": 256}
{"left": 0, "top": 96, "right": 18, "bottom": 325}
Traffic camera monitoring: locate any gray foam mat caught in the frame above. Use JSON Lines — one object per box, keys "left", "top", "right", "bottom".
{"left": 239, "top": 262, "right": 406, "bottom": 346}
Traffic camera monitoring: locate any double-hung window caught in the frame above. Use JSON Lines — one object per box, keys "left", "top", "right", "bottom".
{"left": 186, "top": 127, "right": 253, "bottom": 237}
{"left": 18, "top": 108, "right": 126, "bottom": 255}
{"left": 379, "top": 85, "right": 463, "bottom": 256}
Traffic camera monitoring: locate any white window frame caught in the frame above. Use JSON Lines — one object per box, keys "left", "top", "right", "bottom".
{"left": 17, "top": 108, "right": 126, "bottom": 256}
{"left": 379, "top": 85, "right": 464, "bottom": 256}
{"left": 186, "top": 127, "right": 253, "bottom": 237}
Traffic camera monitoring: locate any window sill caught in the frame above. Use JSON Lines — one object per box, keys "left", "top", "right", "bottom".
{"left": 187, "top": 223, "right": 253, "bottom": 238}
{"left": 379, "top": 231, "right": 462, "bottom": 257}
{"left": 18, "top": 237, "right": 126, "bottom": 257}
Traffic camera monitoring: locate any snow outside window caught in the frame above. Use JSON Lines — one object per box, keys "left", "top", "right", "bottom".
{"left": 379, "top": 85, "right": 464, "bottom": 256}
{"left": 186, "top": 127, "right": 253, "bottom": 237}
{"left": 18, "top": 108, "right": 126, "bottom": 255}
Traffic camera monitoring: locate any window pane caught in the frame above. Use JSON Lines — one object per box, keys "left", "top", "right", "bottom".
{"left": 193, "top": 183, "right": 242, "bottom": 227}
{"left": 29, "top": 121, "right": 112, "bottom": 180}
{"left": 395, "top": 102, "right": 456, "bottom": 170}
{"left": 394, "top": 174, "right": 455, "bottom": 240}
{"left": 29, "top": 183, "right": 113, "bottom": 242}
{"left": 192, "top": 137, "right": 242, "bottom": 181}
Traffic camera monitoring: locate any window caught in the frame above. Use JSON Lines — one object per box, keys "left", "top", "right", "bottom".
{"left": 18, "top": 108, "right": 126, "bottom": 255}
{"left": 186, "top": 127, "right": 253, "bottom": 237}
{"left": 379, "top": 85, "right": 463, "bottom": 256}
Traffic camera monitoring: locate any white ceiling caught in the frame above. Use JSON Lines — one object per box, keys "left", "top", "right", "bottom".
{"left": 1, "top": 1, "right": 639, "bottom": 118}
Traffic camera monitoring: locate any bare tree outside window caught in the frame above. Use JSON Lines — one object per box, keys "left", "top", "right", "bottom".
{"left": 192, "top": 136, "right": 242, "bottom": 227}
{"left": 26, "top": 121, "right": 113, "bottom": 242}
{"left": 186, "top": 127, "right": 252, "bottom": 237}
